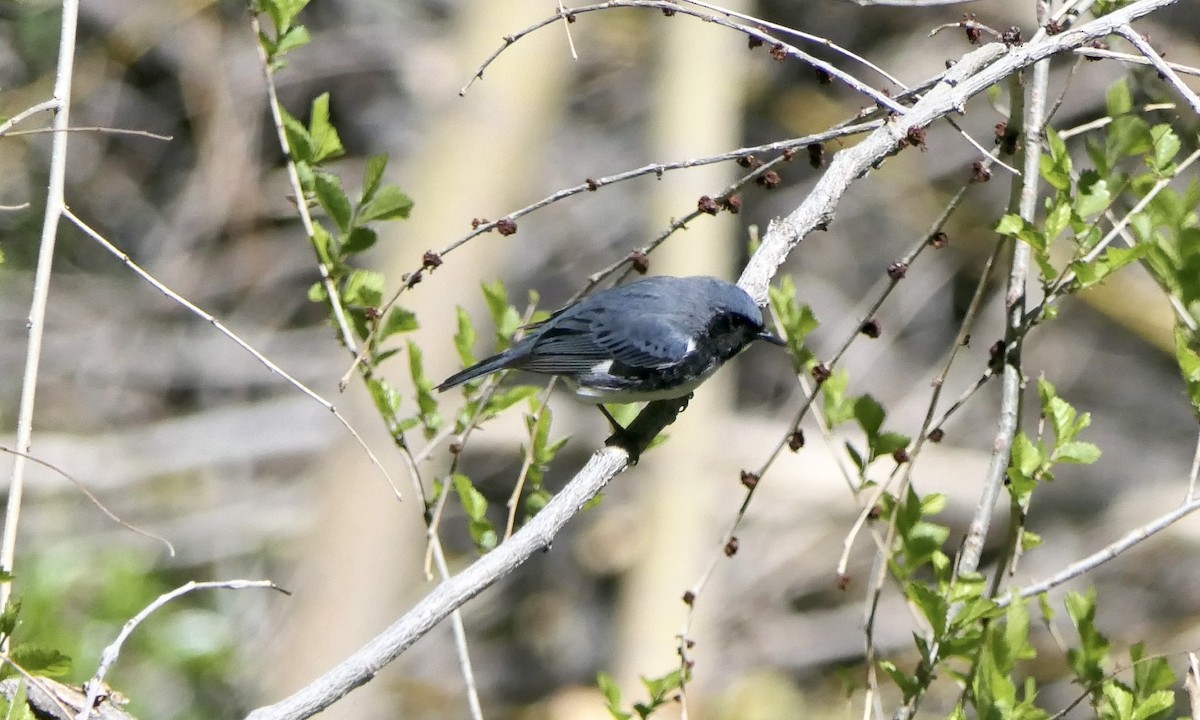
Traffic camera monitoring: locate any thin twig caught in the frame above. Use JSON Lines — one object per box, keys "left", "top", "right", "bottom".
{"left": 2, "top": 126, "right": 172, "bottom": 141}
{"left": 958, "top": 59, "right": 1049, "bottom": 577}
{"left": 679, "top": 0, "right": 906, "bottom": 88}
{"left": 1074, "top": 45, "right": 1200, "bottom": 78}
{"left": 429, "top": 541, "right": 485, "bottom": 720}
{"left": 248, "top": 13, "right": 358, "bottom": 356}
{"left": 79, "top": 580, "right": 287, "bottom": 720}
{"left": 0, "top": 99, "right": 60, "bottom": 136}
{"left": 63, "top": 207, "right": 403, "bottom": 501}
{"left": 461, "top": 1, "right": 906, "bottom": 114}
{"left": 0, "top": 446, "right": 175, "bottom": 557}
{"left": 1115, "top": 24, "right": 1200, "bottom": 117}
{"left": 557, "top": 0, "right": 578, "bottom": 60}
{"left": 2, "top": 0, "right": 81, "bottom": 619}
{"left": 998, "top": 496, "right": 1200, "bottom": 606}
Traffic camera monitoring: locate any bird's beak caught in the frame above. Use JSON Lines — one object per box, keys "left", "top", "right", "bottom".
{"left": 759, "top": 329, "right": 787, "bottom": 346}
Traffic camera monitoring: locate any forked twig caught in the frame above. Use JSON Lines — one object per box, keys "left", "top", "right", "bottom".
{"left": 79, "top": 579, "right": 287, "bottom": 720}
{"left": 63, "top": 207, "right": 403, "bottom": 501}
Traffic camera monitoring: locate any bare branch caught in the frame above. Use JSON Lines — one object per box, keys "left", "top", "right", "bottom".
{"left": 1115, "top": 24, "right": 1200, "bottom": 117}
{"left": 998, "top": 496, "right": 1200, "bottom": 606}
{"left": 2, "top": 0, "right": 81, "bottom": 618}
{"left": 79, "top": 580, "right": 286, "bottom": 720}
{"left": 461, "top": 0, "right": 907, "bottom": 114}
{"left": 62, "top": 208, "right": 403, "bottom": 501}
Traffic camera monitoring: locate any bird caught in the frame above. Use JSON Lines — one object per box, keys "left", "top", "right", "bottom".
{"left": 436, "top": 275, "right": 786, "bottom": 443}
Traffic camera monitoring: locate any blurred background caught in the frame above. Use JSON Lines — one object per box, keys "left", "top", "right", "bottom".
{"left": 1, "top": 1, "right": 1199, "bottom": 718}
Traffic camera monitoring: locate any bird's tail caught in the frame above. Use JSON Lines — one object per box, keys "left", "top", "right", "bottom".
{"left": 435, "top": 350, "right": 518, "bottom": 392}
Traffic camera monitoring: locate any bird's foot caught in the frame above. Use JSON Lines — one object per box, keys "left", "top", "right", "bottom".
{"left": 598, "top": 405, "right": 640, "bottom": 464}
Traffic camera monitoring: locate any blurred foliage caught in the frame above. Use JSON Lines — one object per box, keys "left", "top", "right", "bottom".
{"left": 8, "top": 548, "right": 244, "bottom": 720}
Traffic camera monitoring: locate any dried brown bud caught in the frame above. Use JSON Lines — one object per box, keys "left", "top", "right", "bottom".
{"left": 1044, "top": 19, "right": 1064, "bottom": 35}
{"left": 814, "top": 67, "right": 833, "bottom": 84}
{"left": 737, "top": 154, "right": 762, "bottom": 169}
{"left": 788, "top": 429, "right": 805, "bottom": 451}
{"left": 628, "top": 250, "right": 650, "bottom": 275}
{"left": 905, "top": 126, "right": 927, "bottom": 149}
{"left": 770, "top": 44, "right": 788, "bottom": 62}
{"left": 495, "top": 218, "right": 518, "bottom": 236}
{"left": 586, "top": 178, "right": 599, "bottom": 191}
{"left": 682, "top": 590, "right": 696, "bottom": 606}
{"left": 811, "top": 362, "right": 831, "bottom": 384}
{"left": 928, "top": 428, "right": 945, "bottom": 443}
{"left": 740, "top": 470, "right": 760, "bottom": 490}
{"left": 719, "top": 195, "right": 742, "bottom": 214}
{"left": 836, "top": 573, "right": 851, "bottom": 590}
{"left": 724, "top": 537, "right": 739, "bottom": 557}
{"left": 697, "top": 195, "right": 719, "bottom": 215}
{"left": 1002, "top": 26, "right": 1023, "bottom": 46}
{"left": 971, "top": 161, "right": 992, "bottom": 183}
{"left": 422, "top": 250, "right": 443, "bottom": 269}
{"left": 929, "top": 231, "right": 949, "bottom": 249}
{"left": 471, "top": 218, "right": 486, "bottom": 229}
{"left": 867, "top": 505, "right": 883, "bottom": 520}
{"left": 747, "top": 33, "right": 764, "bottom": 49}
{"left": 887, "top": 261, "right": 908, "bottom": 280}
{"left": 860, "top": 318, "right": 882, "bottom": 338}
{"left": 892, "top": 447, "right": 910, "bottom": 464}
{"left": 757, "top": 170, "right": 781, "bottom": 189}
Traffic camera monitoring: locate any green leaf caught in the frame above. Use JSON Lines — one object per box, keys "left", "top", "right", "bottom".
{"left": 597, "top": 672, "right": 631, "bottom": 720}
{"left": 1075, "top": 171, "right": 1112, "bottom": 219}
{"left": 454, "top": 307, "right": 478, "bottom": 368}
{"left": 261, "top": 0, "right": 311, "bottom": 34}
{"left": 279, "top": 106, "right": 312, "bottom": 164}
{"left": 342, "top": 269, "right": 385, "bottom": 308}
{"left": 357, "top": 184, "right": 414, "bottom": 224}
{"left": 378, "top": 307, "right": 418, "bottom": 341}
{"left": 1148, "top": 124, "right": 1180, "bottom": 174}
{"left": 1105, "top": 78, "right": 1132, "bottom": 116}
{"left": 1130, "top": 691, "right": 1175, "bottom": 720}
{"left": 310, "top": 222, "right": 336, "bottom": 265}
{"left": 9, "top": 645, "right": 70, "bottom": 677}
{"left": 365, "top": 377, "right": 402, "bottom": 426}
{"left": 1010, "top": 432, "right": 1043, "bottom": 477}
{"left": 1044, "top": 195, "right": 1072, "bottom": 243}
{"left": 1040, "top": 127, "right": 1072, "bottom": 191}
{"left": 307, "top": 93, "right": 344, "bottom": 164}
{"left": 820, "top": 369, "right": 855, "bottom": 427}
{"left": 314, "top": 171, "right": 352, "bottom": 233}
{"left": 274, "top": 24, "right": 310, "bottom": 55}
{"left": 0, "top": 598, "right": 19, "bottom": 639}
{"left": 854, "top": 395, "right": 885, "bottom": 437}
{"left": 1054, "top": 441, "right": 1101, "bottom": 464}
{"left": 452, "top": 473, "right": 487, "bottom": 521}
{"left": 996, "top": 213, "right": 1026, "bottom": 236}
{"left": 341, "top": 227, "right": 378, "bottom": 255}
{"left": 484, "top": 386, "right": 539, "bottom": 417}
{"left": 408, "top": 341, "right": 442, "bottom": 437}
{"left": 361, "top": 154, "right": 388, "bottom": 205}
{"left": 873, "top": 431, "right": 911, "bottom": 459}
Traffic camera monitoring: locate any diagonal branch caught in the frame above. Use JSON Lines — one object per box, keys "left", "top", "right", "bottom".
{"left": 243, "top": 2, "right": 1180, "bottom": 717}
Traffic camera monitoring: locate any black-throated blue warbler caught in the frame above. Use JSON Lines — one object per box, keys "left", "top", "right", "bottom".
{"left": 436, "top": 276, "right": 784, "bottom": 437}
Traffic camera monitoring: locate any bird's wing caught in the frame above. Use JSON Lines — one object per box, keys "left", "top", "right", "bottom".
{"left": 517, "top": 308, "right": 692, "bottom": 373}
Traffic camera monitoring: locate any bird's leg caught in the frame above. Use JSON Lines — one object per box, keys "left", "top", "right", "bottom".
{"left": 597, "top": 405, "right": 640, "bottom": 462}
